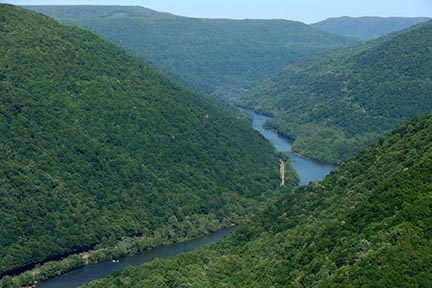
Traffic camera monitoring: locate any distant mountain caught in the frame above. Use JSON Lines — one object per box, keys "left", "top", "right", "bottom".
{"left": 0, "top": 5, "right": 295, "bottom": 285}
{"left": 25, "top": 5, "right": 356, "bottom": 94}
{"left": 235, "top": 20, "right": 432, "bottom": 163}
{"left": 82, "top": 113, "right": 432, "bottom": 287}
{"left": 312, "top": 16, "right": 430, "bottom": 40}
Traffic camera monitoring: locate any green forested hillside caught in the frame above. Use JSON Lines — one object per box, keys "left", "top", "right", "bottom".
{"left": 0, "top": 5, "right": 296, "bottom": 283}
{"left": 83, "top": 112, "right": 432, "bottom": 288}
{"left": 312, "top": 16, "right": 430, "bottom": 40}
{"left": 25, "top": 5, "right": 356, "bottom": 94}
{"left": 236, "top": 20, "right": 432, "bottom": 163}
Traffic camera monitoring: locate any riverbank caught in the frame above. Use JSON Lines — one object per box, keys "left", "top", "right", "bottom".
{"left": 4, "top": 105, "right": 335, "bottom": 288}
{"left": 37, "top": 227, "right": 235, "bottom": 288}
{"left": 264, "top": 121, "right": 340, "bottom": 165}
{"left": 233, "top": 104, "right": 338, "bottom": 165}
{"left": 238, "top": 107, "right": 335, "bottom": 185}
{"left": 242, "top": 107, "right": 341, "bottom": 165}
{"left": 1, "top": 215, "right": 235, "bottom": 288}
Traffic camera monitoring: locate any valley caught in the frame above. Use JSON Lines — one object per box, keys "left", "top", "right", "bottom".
{"left": 0, "top": 5, "right": 293, "bottom": 286}
{"left": 36, "top": 108, "right": 335, "bottom": 288}
{"left": 1, "top": 3, "right": 431, "bottom": 288}
{"left": 236, "top": 20, "right": 432, "bottom": 163}
{"left": 26, "top": 5, "right": 356, "bottom": 95}
{"left": 83, "top": 111, "right": 432, "bottom": 288}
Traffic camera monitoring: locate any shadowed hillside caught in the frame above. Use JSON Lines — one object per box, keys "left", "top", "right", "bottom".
{"left": 236, "top": 20, "right": 432, "bottom": 163}
{"left": 0, "top": 5, "right": 297, "bottom": 285}
{"left": 312, "top": 16, "right": 430, "bottom": 40}
{"left": 26, "top": 5, "right": 356, "bottom": 94}
{"left": 83, "top": 113, "right": 432, "bottom": 287}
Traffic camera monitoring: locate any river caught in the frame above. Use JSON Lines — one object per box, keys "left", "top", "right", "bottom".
{"left": 37, "top": 228, "right": 232, "bottom": 288}
{"left": 37, "top": 110, "right": 334, "bottom": 288}
{"left": 246, "top": 109, "right": 335, "bottom": 185}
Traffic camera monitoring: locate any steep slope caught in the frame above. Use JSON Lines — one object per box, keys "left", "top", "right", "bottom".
{"left": 236, "top": 20, "right": 432, "bottom": 163}
{"left": 25, "top": 5, "right": 356, "bottom": 94}
{"left": 312, "top": 16, "right": 430, "bottom": 41}
{"left": 83, "top": 113, "right": 432, "bottom": 288}
{"left": 0, "top": 5, "right": 296, "bottom": 282}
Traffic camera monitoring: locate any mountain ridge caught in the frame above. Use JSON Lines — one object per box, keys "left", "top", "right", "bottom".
{"left": 0, "top": 5, "right": 295, "bottom": 284}
{"left": 25, "top": 5, "right": 357, "bottom": 94}
{"left": 312, "top": 16, "right": 430, "bottom": 40}
{"left": 235, "top": 19, "right": 432, "bottom": 163}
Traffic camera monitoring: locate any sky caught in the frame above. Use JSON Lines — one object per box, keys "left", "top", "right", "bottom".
{"left": 3, "top": 0, "right": 432, "bottom": 23}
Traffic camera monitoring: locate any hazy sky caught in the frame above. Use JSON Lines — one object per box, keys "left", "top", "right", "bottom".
{"left": 4, "top": 0, "right": 432, "bottom": 23}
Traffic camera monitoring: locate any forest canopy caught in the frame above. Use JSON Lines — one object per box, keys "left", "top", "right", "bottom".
{"left": 236, "top": 20, "right": 432, "bottom": 163}
{"left": 83, "top": 113, "right": 432, "bottom": 288}
{"left": 0, "top": 5, "right": 295, "bottom": 282}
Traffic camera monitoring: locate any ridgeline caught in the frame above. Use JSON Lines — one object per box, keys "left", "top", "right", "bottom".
{"left": 0, "top": 5, "right": 296, "bottom": 285}
{"left": 26, "top": 5, "right": 356, "bottom": 94}
{"left": 312, "top": 16, "right": 430, "bottom": 41}
{"left": 236, "top": 20, "right": 432, "bottom": 163}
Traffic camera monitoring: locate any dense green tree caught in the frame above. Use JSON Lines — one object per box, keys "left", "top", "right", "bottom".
{"left": 0, "top": 4, "right": 297, "bottom": 283}
{"left": 83, "top": 113, "right": 432, "bottom": 288}
{"left": 236, "top": 20, "right": 432, "bottom": 163}
{"left": 312, "top": 16, "right": 430, "bottom": 41}
{"left": 25, "top": 5, "right": 356, "bottom": 94}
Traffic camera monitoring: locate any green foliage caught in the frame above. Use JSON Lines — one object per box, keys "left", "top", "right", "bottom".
{"left": 312, "top": 16, "right": 430, "bottom": 41}
{"left": 0, "top": 4, "right": 295, "bottom": 282}
{"left": 82, "top": 114, "right": 432, "bottom": 287}
{"left": 236, "top": 20, "right": 432, "bottom": 163}
{"left": 25, "top": 5, "right": 356, "bottom": 94}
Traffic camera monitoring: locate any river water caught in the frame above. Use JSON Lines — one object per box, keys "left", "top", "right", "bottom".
{"left": 37, "top": 228, "right": 232, "bottom": 288}
{"left": 37, "top": 110, "right": 334, "bottom": 288}
{"left": 246, "top": 109, "right": 335, "bottom": 185}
